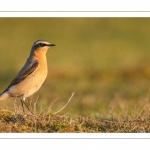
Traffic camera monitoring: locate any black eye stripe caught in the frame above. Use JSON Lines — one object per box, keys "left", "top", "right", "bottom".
{"left": 33, "top": 43, "right": 48, "bottom": 49}
{"left": 39, "top": 43, "right": 47, "bottom": 47}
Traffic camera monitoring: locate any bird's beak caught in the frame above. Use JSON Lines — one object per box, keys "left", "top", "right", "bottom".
{"left": 47, "top": 44, "right": 56, "bottom": 47}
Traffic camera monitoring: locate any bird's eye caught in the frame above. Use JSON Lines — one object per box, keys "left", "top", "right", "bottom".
{"left": 39, "top": 43, "right": 46, "bottom": 47}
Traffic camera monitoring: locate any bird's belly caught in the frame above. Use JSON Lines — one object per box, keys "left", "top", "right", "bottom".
{"left": 25, "top": 84, "right": 42, "bottom": 97}
{"left": 8, "top": 72, "right": 47, "bottom": 97}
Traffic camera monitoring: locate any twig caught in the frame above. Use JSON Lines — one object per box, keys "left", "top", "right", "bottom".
{"left": 46, "top": 98, "right": 59, "bottom": 114}
{"left": 135, "top": 106, "right": 146, "bottom": 119}
{"left": 53, "top": 92, "right": 75, "bottom": 115}
{"left": 49, "top": 98, "right": 59, "bottom": 110}
{"left": 33, "top": 96, "right": 39, "bottom": 113}
{"left": 13, "top": 97, "right": 17, "bottom": 114}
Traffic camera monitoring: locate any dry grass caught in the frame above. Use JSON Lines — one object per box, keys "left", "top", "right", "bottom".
{"left": 0, "top": 97, "right": 150, "bottom": 133}
{"left": 0, "top": 109, "right": 150, "bottom": 133}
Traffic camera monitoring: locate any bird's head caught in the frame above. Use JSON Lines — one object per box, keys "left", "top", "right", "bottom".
{"left": 31, "top": 40, "right": 56, "bottom": 56}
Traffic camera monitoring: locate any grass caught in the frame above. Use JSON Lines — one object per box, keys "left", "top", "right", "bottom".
{"left": 1, "top": 104, "right": 150, "bottom": 132}
{"left": 1, "top": 18, "right": 150, "bottom": 132}
{"left": 1, "top": 92, "right": 150, "bottom": 132}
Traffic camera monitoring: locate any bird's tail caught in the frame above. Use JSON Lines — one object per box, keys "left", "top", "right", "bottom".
{"left": 0, "top": 92, "right": 9, "bottom": 101}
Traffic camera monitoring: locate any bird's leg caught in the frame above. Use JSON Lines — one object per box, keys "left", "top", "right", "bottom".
{"left": 22, "top": 101, "right": 31, "bottom": 112}
{"left": 20, "top": 96, "right": 33, "bottom": 114}
{"left": 20, "top": 98, "right": 25, "bottom": 114}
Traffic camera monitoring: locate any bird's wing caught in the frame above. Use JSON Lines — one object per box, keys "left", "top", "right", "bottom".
{"left": 6, "top": 60, "right": 39, "bottom": 89}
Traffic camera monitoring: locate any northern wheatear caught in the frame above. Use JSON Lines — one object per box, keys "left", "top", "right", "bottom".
{"left": 0, "top": 40, "right": 56, "bottom": 112}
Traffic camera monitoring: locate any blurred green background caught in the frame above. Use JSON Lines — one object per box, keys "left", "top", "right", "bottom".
{"left": 1, "top": 18, "right": 150, "bottom": 117}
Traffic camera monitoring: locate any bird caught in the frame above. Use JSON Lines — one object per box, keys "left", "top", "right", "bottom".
{"left": 0, "top": 40, "right": 56, "bottom": 113}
